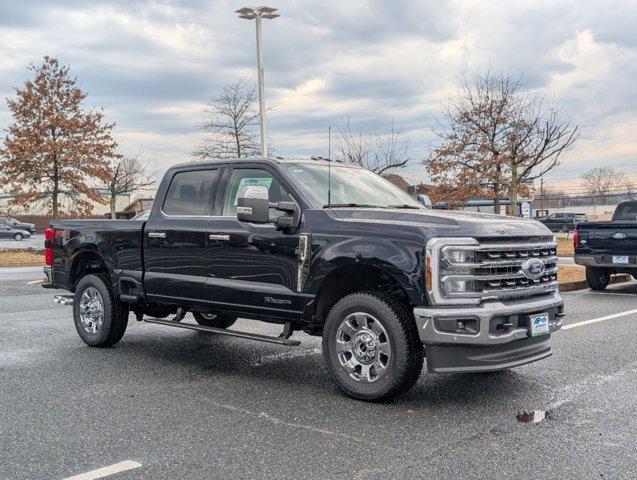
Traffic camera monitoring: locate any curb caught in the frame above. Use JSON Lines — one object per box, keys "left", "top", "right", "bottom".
{"left": 559, "top": 274, "right": 632, "bottom": 292}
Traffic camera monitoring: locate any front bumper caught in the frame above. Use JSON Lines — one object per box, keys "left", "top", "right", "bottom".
{"left": 413, "top": 292, "right": 564, "bottom": 372}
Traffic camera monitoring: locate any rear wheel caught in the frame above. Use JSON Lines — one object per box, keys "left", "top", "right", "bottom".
{"left": 192, "top": 312, "right": 236, "bottom": 329}
{"left": 322, "top": 291, "right": 423, "bottom": 401}
{"left": 586, "top": 267, "right": 610, "bottom": 291}
{"left": 73, "top": 274, "right": 128, "bottom": 347}
{"left": 14, "top": 233, "right": 23, "bottom": 241}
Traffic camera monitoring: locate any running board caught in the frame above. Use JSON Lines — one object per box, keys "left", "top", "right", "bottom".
{"left": 143, "top": 317, "right": 301, "bottom": 346}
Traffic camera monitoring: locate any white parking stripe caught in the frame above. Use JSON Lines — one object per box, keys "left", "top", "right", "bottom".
{"left": 63, "top": 461, "right": 142, "bottom": 480}
{"left": 562, "top": 309, "right": 637, "bottom": 330}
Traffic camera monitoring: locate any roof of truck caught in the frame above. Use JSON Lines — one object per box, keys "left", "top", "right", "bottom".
{"left": 171, "top": 157, "right": 358, "bottom": 169}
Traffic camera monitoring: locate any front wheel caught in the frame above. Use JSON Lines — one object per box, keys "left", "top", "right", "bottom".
{"left": 14, "top": 233, "right": 23, "bottom": 241}
{"left": 322, "top": 292, "right": 423, "bottom": 401}
{"left": 192, "top": 312, "right": 236, "bottom": 329}
{"left": 586, "top": 267, "right": 610, "bottom": 291}
{"left": 73, "top": 274, "right": 128, "bottom": 347}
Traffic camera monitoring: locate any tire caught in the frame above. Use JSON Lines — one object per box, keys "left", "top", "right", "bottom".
{"left": 14, "top": 233, "right": 23, "bottom": 241}
{"left": 73, "top": 274, "right": 129, "bottom": 347}
{"left": 322, "top": 291, "right": 424, "bottom": 401}
{"left": 192, "top": 312, "right": 236, "bottom": 329}
{"left": 586, "top": 267, "right": 610, "bottom": 291}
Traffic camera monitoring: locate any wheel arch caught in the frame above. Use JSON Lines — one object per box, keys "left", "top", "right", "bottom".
{"left": 311, "top": 261, "right": 420, "bottom": 326}
{"left": 68, "top": 250, "right": 111, "bottom": 292}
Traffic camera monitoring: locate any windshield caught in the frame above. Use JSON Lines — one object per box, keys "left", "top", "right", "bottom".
{"left": 284, "top": 163, "right": 422, "bottom": 209}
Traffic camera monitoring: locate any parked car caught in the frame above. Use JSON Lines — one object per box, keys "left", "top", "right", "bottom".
{"left": 537, "top": 212, "right": 588, "bottom": 232}
{"left": 574, "top": 200, "right": 637, "bottom": 290}
{"left": 43, "top": 157, "right": 564, "bottom": 401}
{"left": 0, "top": 224, "right": 31, "bottom": 241}
{"left": 0, "top": 217, "right": 36, "bottom": 234}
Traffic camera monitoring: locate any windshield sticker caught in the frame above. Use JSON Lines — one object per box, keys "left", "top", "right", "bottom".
{"left": 235, "top": 177, "right": 273, "bottom": 205}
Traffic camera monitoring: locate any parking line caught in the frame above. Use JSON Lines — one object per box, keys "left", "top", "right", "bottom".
{"left": 63, "top": 461, "right": 142, "bottom": 480}
{"left": 562, "top": 309, "right": 637, "bottom": 330}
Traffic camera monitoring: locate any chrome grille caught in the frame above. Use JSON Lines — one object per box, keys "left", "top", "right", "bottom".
{"left": 472, "top": 243, "right": 558, "bottom": 297}
{"left": 427, "top": 238, "right": 559, "bottom": 306}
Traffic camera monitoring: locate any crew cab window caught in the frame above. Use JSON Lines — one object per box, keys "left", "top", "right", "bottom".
{"left": 223, "top": 168, "right": 293, "bottom": 220}
{"left": 162, "top": 169, "right": 219, "bottom": 216}
{"left": 550, "top": 213, "right": 564, "bottom": 219}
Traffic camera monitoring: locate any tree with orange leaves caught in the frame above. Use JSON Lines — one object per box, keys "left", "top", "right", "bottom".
{"left": 426, "top": 69, "right": 578, "bottom": 215}
{"left": 0, "top": 56, "right": 118, "bottom": 219}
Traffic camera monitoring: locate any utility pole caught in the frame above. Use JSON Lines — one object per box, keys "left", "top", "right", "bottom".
{"left": 236, "top": 6, "right": 280, "bottom": 158}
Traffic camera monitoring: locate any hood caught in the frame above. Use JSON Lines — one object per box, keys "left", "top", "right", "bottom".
{"left": 331, "top": 208, "right": 553, "bottom": 240}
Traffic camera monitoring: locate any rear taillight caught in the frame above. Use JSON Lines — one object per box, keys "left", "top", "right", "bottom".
{"left": 45, "top": 228, "right": 55, "bottom": 266}
{"left": 573, "top": 227, "right": 580, "bottom": 249}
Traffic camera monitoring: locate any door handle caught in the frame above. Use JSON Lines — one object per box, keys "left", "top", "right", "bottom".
{"left": 148, "top": 232, "right": 166, "bottom": 239}
{"left": 209, "top": 234, "right": 230, "bottom": 241}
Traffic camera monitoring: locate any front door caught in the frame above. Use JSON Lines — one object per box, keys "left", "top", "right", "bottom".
{"left": 144, "top": 167, "right": 220, "bottom": 305}
{"left": 206, "top": 166, "right": 305, "bottom": 317}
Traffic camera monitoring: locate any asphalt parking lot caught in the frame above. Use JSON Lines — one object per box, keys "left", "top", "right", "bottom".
{"left": 1, "top": 269, "right": 636, "bottom": 480}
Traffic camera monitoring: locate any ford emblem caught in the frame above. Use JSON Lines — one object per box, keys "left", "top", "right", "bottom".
{"left": 521, "top": 258, "right": 546, "bottom": 280}
{"left": 611, "top": 232, "right": 628, "bottom": 240}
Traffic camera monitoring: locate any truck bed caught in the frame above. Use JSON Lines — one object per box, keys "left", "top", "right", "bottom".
{"left": 49, "top": 219, "right": 145, "bottom": 290}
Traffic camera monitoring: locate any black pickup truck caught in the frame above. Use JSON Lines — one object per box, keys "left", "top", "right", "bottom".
{"left": 43, "top": 158, "right": 564, "bottom": 400}
{"left": 574, "top": 200, "right": 637, "bottom": 290}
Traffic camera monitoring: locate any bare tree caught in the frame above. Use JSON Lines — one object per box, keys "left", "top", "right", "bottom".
{"left": 192, "top": 78, "right": 261, "bottom": 159}
{"left": 503, "top": 94, "right": 580, "bottom": 213}
{"left": 426, "top": 69, "right": 580, "bottom": 215}
{"left": 103, "top": 154, "right": 153, "bottom": 219}
{"left": 335, "top": 119, "right": 410, "bottom": 174}
{"left": 581, "top": 167, "right": 633, "bottom": 197}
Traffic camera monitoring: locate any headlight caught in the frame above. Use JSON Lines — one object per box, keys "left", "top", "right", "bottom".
{"left": 445, "top": 249, "right": 475, "bottom": 264}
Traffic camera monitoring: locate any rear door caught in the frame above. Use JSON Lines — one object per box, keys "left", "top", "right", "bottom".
{"left": 205, "top": 165, "right": 305, "bottom": 317}
{"left": 144, "top": 167, "right": 221, "bottom": 304}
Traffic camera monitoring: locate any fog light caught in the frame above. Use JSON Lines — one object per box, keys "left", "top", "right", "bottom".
{"left": 447, "top": 279, "right": 475, "bottom": 293}
{"left": 447, "top": 249, "right": 475, "bottom": 264}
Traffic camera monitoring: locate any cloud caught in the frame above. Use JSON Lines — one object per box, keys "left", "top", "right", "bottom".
{"left": 0, "top": 0, "right": 635, "bottom": 186}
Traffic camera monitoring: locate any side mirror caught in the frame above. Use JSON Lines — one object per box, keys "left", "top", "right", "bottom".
{"left": 274, "top": 201, "right": 300, "bottom": 232}
{"left": 417, "top": 194, "right": 433, "bottom": 209}
{"left": 237, "top": 186, "right": 270, "bottom": 223}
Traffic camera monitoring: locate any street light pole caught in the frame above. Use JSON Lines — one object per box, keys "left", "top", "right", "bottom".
{"left": 255, "top": 14, "right": 267, "bottom": 157}
{"left": 236, "top": 6, "right": 280, "bottom": 158}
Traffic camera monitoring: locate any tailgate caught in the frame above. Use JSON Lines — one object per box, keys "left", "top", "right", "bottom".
{"left": 582, "top": 222, "right": 637, "bottom": 255}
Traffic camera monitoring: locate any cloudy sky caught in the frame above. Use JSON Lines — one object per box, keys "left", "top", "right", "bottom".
{"left": 0, "top": 0, "right": 635, "bottom": 189}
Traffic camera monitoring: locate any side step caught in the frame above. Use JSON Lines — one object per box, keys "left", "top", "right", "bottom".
{"left": 54, "top": 295, "right": 74, "bottom": 306}
{"left": 143, "top": 317, "right": 301, "bottom": 346}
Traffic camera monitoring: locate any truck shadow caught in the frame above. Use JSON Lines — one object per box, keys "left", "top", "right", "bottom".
{"left": 107, "top": 325, "right": 547, "bottom": 409}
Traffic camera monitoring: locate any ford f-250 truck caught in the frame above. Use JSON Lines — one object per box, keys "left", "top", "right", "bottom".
{"left": 574, "top": 200, "right": 637, "bottom": 290}
{"left": 43, "top": 158, "right": 564, "bottom": 401}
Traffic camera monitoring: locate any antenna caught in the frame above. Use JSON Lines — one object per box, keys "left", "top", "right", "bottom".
{"left": 328, "top": 125, "right": 332, "bottom": 207}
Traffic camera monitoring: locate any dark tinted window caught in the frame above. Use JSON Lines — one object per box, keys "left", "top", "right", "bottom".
{"left": 613, "top": 202, "right": 637, "bottom": 221}
{"left": 163, "top": 169, "right": 219, "bottom": 216}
